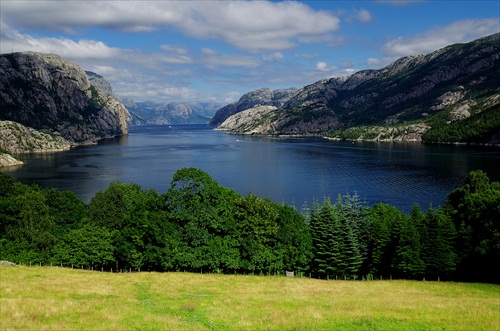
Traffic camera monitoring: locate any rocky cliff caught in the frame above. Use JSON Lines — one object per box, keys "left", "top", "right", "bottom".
{"left": 0, "top": 52, "right": 129, "bottom": 145}
{"left": 208, "top": 87, "right": 297, "bottom": 127}
{"left": 215, "top": 105, "right": 278, "bottom": 134}
{"left": 0, "top": 120, "right": 71, "bottom": 154}
{"left": 213, "top": 33, "right": 500, "bottom": 143}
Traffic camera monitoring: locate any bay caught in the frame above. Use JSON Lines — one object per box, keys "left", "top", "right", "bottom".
{"left": 4, "top": 124, "right": 500, "bottom": 212}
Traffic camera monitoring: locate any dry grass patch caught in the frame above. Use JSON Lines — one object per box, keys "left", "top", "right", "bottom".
{"left": 1, "top": 266, "right": 499, "bottom": 330}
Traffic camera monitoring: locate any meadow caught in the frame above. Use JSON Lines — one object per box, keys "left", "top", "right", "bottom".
{"left": 1, "top": 265, "right": 499, "bottom": 330}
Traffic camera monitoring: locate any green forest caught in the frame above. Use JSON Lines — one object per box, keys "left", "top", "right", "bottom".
{"left": 1, "top": 168, "right": 499, "bottom": 283}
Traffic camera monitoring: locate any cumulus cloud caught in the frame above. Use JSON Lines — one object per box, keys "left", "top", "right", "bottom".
{"left": 381, "top": 18, "right": 499, "bottom": 57}
{"left": 0, "top": 23, "right": 121, "bottom": 58}
{"left": 201, "top": 48, "right": 260, "bottom": 69}
{"left": 315, "top": 61, "right": 337, "bottom": 72}
{"left": 348, "top": 8, "right": 373, "bottom": 23}
{"left": 1, "top": 0, "right": 340, "bottom": 52}
{"left": 262, "top": 52, "right": 284, "bottom": 62}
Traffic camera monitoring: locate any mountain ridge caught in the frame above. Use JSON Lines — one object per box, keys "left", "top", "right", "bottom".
{"left": 212, "top": 33, "right": 500, "bottom": 144}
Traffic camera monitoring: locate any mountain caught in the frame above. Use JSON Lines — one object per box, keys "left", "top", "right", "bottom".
{"left": 213, "top": 33, "right": 500, "bottom": 144}
{"left": 208, "top": 87, "right": 298, "bottom": 127}
{"left": 0, "top": 52, "right": 129, "bottom": 145}
{"left": 126, "top": 99, "right": 224, "bottom": 125}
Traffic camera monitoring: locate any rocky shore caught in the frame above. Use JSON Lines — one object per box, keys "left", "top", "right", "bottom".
{"left": 0, "top": 120, "right": 73, "bottom": 167}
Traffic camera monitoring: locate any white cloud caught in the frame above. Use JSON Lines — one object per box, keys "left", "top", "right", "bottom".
{"left": 381, "top": 18, "right": 499, "bottom": 57}
{"left": 201, "top": 48, "right": 260, "bottom": 69}
{"left": 1, "top": 1, "right": 341, "bottom": 52}
{"left": 348, "top": 8, "right": 373, "bottom": 23}
{"left": 340, "top": 61, "right": 353, "bottom": 69}
{"left": 262, "top": 52, "right": 284, "bottom": 62}
{"left": 366, "top": 57, "right": 384, "bottom": 67}
{"left": 160, "top": 45, "right": 190, "bottom": 55}
{"left": 294, "top": 53, "right": 319, "bottom": 59}
{"left": 315, "top": 61, "right": 337, "bottom": 72}
{"left": 0, "top": 23, "right": 121, "bottom": 58}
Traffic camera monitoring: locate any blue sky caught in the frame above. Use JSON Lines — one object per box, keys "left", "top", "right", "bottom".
{"left": 1, "top": 0, "right": 499, "bottom": 104}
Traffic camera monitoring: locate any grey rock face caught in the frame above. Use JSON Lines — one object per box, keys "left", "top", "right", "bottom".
{"left": 0, "top": 52, "right": 129, "bottom": 145}
{"left": 86, "top": 71, "right": 114, "bottom": 97}
{"left": 213, "top": 33, "right": 500, "bottom": 138}
{"left": 215, "top": 105, "right": 278, "bottom": 134}
{"left": 0, "top": 120, "right": 71, "bottom": 154}
{"left": 208, "top": 87, "right": 297, "bottom": 126}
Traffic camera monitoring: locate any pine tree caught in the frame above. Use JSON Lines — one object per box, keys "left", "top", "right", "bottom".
{"left": 423, "top": 207, "right": 457, "bottom": 280}
{"left": 393, "top": 213, "right": 425, "bottom": 279}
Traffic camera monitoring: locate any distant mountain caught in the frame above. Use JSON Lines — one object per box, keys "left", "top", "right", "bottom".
{"left": 127, "top": 100, "right": 225, "bottom": 125}
{"left": 209, "top": 87, "right": 297, "bottom": 127}
{"left": 0, "top": 52, "right": 129, "bottom": 145}
{"left": 213, "top": 33, "right": 500, "bottom": 144}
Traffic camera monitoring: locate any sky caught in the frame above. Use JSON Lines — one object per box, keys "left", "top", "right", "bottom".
{"left": 1, "top": 0, "right": 499, "bottom": 105}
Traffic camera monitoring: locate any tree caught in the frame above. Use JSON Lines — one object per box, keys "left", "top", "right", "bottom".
{"left": 0, "top": 172, "right": 16, "bottom": 197}
{"left": 422, "top": 207, "right": 457, "bottom": 280}
{"left": 2, "top": 187, "right": 56, "bottom": 263}
{"left": 165, "top": 168, "right": 241, "bottom": 272}
{"left": 43, "top": 189, "right": 85, "bottom": 237}
{"left": 392, "top": 208, "right": 425, "bottom": 279}
{"left": 275, "top": 203, "right": 312, "bottom": 273}
{"left": 308, "top": 198, "right": 341, "bottom": 278}
{"left": 235, "top": 194, "right": 281, "bottom": 274}
{"left": 444, "top": 170, "right": 500, "bottom": 282}
{"left": 86, "top": 181, "right": 129, "bottom": 230}
{"left": 334, "top": 193, "right": 368, "bottom": 279}
{"left": 52, "top": 224, "right": 115, "bottom": 269}
{"left": 367, "top": 203, "right": 402, "bottom": 277}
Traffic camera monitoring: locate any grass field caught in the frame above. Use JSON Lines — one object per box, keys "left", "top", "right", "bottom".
{"left": 1, "top": 265, "right": 499, "bottom": 330}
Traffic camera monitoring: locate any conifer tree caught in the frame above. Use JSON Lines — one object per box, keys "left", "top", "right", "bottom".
{"left": 393, "top": 212, "right": 425, "bottom": 279}
{"left": 422, "top": 207, "right": 457, "bottom": 279}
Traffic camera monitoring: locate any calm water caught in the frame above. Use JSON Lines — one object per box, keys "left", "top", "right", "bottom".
{"left": 4, "top": 124, "right": 500, "bottom": 212}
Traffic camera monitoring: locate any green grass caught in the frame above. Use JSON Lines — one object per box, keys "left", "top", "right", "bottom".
{"left": 1, "top": 265, "right": 499, "bottom": 330}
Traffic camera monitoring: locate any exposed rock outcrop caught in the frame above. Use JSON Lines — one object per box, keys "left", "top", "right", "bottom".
{"left": 215, "top": 105, "right": 278, "bottom": 134}
{"left": 209, "top": 87, "right": 297, "bottom": 127}
{"left": 0, "top": 153, "right": 23, "bottom": 167}
{"left": 0, "top": 52, "right": 129, "bottom": 145}
{"left": 0, "top": 120, "right": 71, "bottom": 154}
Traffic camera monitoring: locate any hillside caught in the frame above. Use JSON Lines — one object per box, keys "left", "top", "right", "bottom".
{"left": 0, "top": 52, "right": 129, "bottom": 145}
{"left": 212, "top": 33, "right": 500, "bottom": 144}
{"left": 209, "top": 87, "right": 298, "bottom": 127}
{"left": 126, "top": 99, "right": 224, "bottom": 125}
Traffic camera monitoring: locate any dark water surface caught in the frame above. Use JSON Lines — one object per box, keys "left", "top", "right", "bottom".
{"left": 4, "top": 124, "right": 500, "bottom": 212}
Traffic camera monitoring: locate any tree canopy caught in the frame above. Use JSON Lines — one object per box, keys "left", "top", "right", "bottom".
{"left": 1, "top": 168, "right": 498, "bottom": 283}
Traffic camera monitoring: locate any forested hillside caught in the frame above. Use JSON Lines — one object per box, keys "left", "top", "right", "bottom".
{"left": 1, "top": 168, "right": 498, "bottom": 283}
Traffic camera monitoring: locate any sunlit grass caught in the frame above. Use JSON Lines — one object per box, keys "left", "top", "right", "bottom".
{"left": 1, "top": 265, "right": 499, "bottom": 330}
